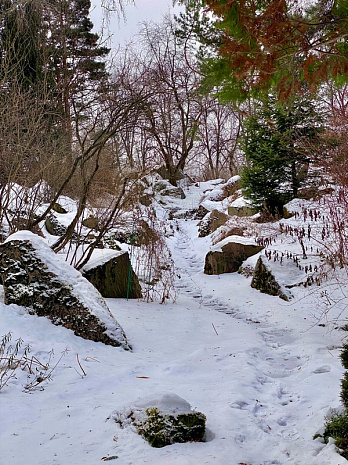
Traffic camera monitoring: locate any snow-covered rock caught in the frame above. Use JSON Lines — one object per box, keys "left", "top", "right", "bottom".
{"left": 204, "top": 236, "right": 263, "bottom": 275}
{"left": 0, "top": 231, "right": 130, "bottom": 349}
{"left": 82, "top": 249, "right": 142, "bottom": 299}
{"left": 110, "top": 393, "right": 206, "bottom": 448}
{"left": 251, "top": 255, "right": 292, "bottom": 301}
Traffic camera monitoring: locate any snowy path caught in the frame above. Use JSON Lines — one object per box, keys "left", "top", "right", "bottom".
{"left": 166, "top": 219, "right": 346, "bottom": 465}
{"left": 0, "top": 212, "right": 346, "bottom": 464}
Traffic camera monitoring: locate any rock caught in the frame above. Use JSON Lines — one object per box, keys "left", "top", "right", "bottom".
{"left": 160, "top": 186, "right": 186, "bottom": 199}
{"left": 82, "top": 250, "right": 142, "bottom": 299}
{"left": 198, "top": 209, "right": 229, "bottom": 237}
{"left": 153, "top": 179, "right": 186, "bottom": 199}
{"left": 155, "top": 166, "right": 187, "bottom": 184}
{"left": 0, "top": 232, "right": 130, "bottom": 349}
{"left": 111, "top": 394, "right": 206, "bottom": 448}
{"left": 82, "top": 216, "right": 100, "bottom": 231}
{"left": 228, "top": 204, "right": 258, "bottom": 217}
{"left": 204, "top": 238, "right": 263, "bottom": 274}
{"left": 194, "top": 205, "right": 209, "bottom": 220}
{"left": 52, "top": 202, "right": 67, "bottom": 214}
{"left": 251, "top": 256, "right": 290, "bottom": 301}
{"left": 45, "top": 214, "right": 68, "bottom": 236}
{"left": 139, "top": 194, "right": 152, "bottom": 206}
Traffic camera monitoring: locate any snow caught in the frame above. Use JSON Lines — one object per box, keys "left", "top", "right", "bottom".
{"left": 210, "top": 234, "right": 259, "bottom": 252}
{"left": 4, "top": 231, "right": 127, "bottom": 345}
{"left": 82, "top": 249, "right": 127, "bottom": 272}
{"left": 1, "top": 181, "right": 348, "bottom": 465}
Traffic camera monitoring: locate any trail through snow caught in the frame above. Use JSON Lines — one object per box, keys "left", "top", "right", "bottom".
{"left": 0, "top": 182, "right": 347, "bottom": 465}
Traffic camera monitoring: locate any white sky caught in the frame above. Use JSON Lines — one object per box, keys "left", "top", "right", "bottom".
{"left": 91, "top": 0, "right": 180, "bottom": 47}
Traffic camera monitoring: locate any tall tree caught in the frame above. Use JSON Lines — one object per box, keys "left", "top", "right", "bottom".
{"left": 44, "top": 0, "right": 110, "bottom": 131}
{"left": 177, "top": 0, "right": 348, "bottom": 100}
{"left": 0, "top": 0, "right": 45, "bottom": 93}
{"left": 240, "top": 95, "right": 322, "bottom": 214}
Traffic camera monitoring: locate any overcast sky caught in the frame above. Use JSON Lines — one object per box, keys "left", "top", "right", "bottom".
{"left": 90, "top": 0, "right": 180, "bottom": 47}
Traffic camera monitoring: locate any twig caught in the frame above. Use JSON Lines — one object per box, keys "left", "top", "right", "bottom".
{"left": 76, "top": 354, "right": 87, "bottom": 377}
{"left": 212, "top": 323, "right": 219, "bottom": 336}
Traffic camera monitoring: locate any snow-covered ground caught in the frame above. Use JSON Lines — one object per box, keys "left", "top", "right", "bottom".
{"left": 1, "top": 180, "right": 347, "bottom": 465}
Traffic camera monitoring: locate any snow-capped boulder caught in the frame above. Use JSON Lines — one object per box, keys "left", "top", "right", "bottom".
{"left": 0, "top": 231, "right": 130, "bottom": 349}
{"left": 228, "top": 196, "right": 258, "bottom": 217}
{"left": 110, "top": 393, "right": 206, "bottom": 448}
{"left": 82, "top": 249, "right": 142, "bottom": 299}
{"left": 251, "top": 255, "right": 291, "bottom": 301}
{"left": 204, "top": 236, "right": 263, "bottom": 274}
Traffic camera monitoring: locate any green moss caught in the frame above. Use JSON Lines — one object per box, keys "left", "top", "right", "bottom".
{"left": 136, "top": 407, "right": 206, "bottom": 448}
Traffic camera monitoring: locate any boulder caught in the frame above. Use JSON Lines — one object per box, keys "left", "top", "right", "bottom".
{"left": 52, "top": 202, "right": 67, "bottom": 214}
{"left": 82, "top": 250, "right": 142, "bottom": 299}
{"left": 0, "top": 232, "right": 130, "bottom": 349}
{"left": 251, "top": 256, "right": 290, "bottom": 301}
{"left": 160, "top": 186, "right": 186, "bottom": 199}
{"left": 198, "top": 209, "right": 229, "bottom": 237}
{"left": 111, "top": 394, "right": 206, "bottom": 448}
{"left": 153, "top": 179, "right": 186, "bottom": 199}
{"left": 82, "top": 216, "right": 100, "bottom": 231}
{"left": 204, "top": 237, "right": 263, "bottom": 275}
{"left": 45, "top": 214, "right": 68, "bottom": 236}
{"left": 228, "top": 204, "right": 258, "bottom": 217}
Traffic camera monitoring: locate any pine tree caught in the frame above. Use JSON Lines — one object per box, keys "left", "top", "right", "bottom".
{"left": 177, "top": 0, "right": 348, "bottom": 100}
{"left": 44, "top": 0, "right": 110, "bottom": 127}
{"left": 240, "top": 95, "right": 322, "bottom": 214}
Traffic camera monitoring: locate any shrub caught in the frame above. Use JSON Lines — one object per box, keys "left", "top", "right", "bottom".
{"left": 340, "top": 344, "right": 348, "bottom": 370}
{"left": 324, "top": 410, "right": 348, "bottom": 459}
{"left": 341, "top": 372, "right": 348, "bottom": 409}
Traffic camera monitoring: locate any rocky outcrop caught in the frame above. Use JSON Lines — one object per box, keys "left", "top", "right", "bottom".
{"left": 251, "top": 256, "right": 290, "bottom": 301}
{"left": 82, "top": 250, "right": 142, "bottom": 299}
{"left": 153, "top": 180, "right": 186, "bottom": 199}
{"left": 198, "top": 209, "right": 229, "bottom": 237}
{"left": 0, "top": 232, "right": 130, "bottom": 349}
{"left": 204, "top": 238, "right": 263, "bottom": 274}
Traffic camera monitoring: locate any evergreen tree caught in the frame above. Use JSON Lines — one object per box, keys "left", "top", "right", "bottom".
{"left": 0, "top": 0, "right": 46, "bottom": 93}
{"left": 177, "top": 0, "right": 348, "bottom": 100}
{"left": 44, "top": 0, "right": 110, "bottom": 127}
{"left": 240, "top": 96, "right": 322, "bottom": 214}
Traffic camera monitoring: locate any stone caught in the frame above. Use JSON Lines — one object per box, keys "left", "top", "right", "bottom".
{"left": 198, "top": 209, "right": 229, "bottom": 237}
{"left": 251, "top": 256, "right": 290, "bottom": 301}
{"left": 204, "top": 238, "right": 263, "bottom": 274}
{"left": 228, "top": 205, "right": 258, "bottom": 217}
{"left": 111, "top": 394, "right": 206, "bottom": 448}
{"left": 52, "top": 202, "right": 67, "bottom": 214}
{"left": 153, "top": 179, "right": 186, "bottom": 199}
{"left": 45, "top": 214, "right": 68, "bottom": 236}
{"left": 82, "top": 250, "right": 142, "bottom": 299}
{"left": 0, "top": 232, "right": 130, "bottom": 349}
{"left": 160, "top": 186, "right": 186, "bottom": 199}
{"left": 82, "top": 216, "right": 100, "bottom": 231}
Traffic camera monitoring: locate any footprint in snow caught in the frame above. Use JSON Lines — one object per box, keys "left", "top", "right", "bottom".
{"left": 312, "top": 365, "right": 331, "bottom": 374}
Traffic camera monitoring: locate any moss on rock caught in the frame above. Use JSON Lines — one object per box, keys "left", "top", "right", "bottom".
{"left": 136, "top": 407, "right": 206, "bottom": 448}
